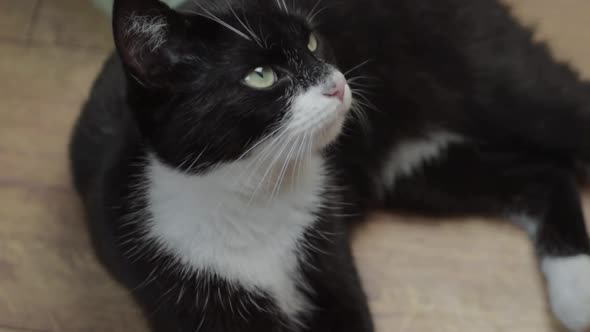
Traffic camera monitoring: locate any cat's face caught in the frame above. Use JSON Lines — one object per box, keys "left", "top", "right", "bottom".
{"left": 114, "top": 0, "right": 351, "bottom": 173}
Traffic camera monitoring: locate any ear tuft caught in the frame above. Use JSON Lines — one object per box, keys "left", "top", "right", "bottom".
{"left": 113, "top": 0, "right": 176, "bottom": 84}
{"left": 125, "top": 13, "right": 169, "bottom": 52}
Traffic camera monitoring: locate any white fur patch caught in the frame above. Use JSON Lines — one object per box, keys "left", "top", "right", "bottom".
{"left": 381, "top": 131, "right": 462, "bottom": 187}
{"left": 126, "top": 14, "right": 168, "bottom": 51}
{"left": 509, "top": 213, "right": 539, "bottom": 238}
{"left": 542, "top": 255, "right": 590, "bottom": 332}
{"left": 144, "top": 154, "right": 327, "bottom": 320}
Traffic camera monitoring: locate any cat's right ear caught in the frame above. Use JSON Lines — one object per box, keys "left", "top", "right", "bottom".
{"left": 112, "top": 0, "right": 183, "bottom": 87}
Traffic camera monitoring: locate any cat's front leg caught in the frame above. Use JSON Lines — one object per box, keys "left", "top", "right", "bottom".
{"left": 301, "top": 227, "right": 375, "bottom": 332}
{"left": 123, "top": 263, "right": 292, "bottom": 332}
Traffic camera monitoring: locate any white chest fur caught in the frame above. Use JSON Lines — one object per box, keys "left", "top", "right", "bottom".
{"left": 143, "top": 155, "right": 326, "bottom": 319}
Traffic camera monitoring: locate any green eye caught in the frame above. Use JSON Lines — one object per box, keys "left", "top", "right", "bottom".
{"left": 243, "top": 66, "right": 277, "bottom": 89}
{"left": 307, "top": 33, "right": 318, "bottom": 52}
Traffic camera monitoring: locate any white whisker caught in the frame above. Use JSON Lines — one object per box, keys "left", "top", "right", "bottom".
{"left": 346, "top": 75, "right": 380, "bottom": 87}
{"left": 238, "top": 125, "right": 283, "bottom": 161}
{"left": 275, "top": 0, "right": 284, "bottom": 12}
{"left": 248, "top": 130, "right": 296, "bottom": 205}
{"left": 184, "top": 145, "right": 209, "bottom": 174}
{"left": 306, "top": 0, "right": 324, "bottom": 23}
{"left": 352, "top": 89, "right": 381, "bottom": 113}
{"left": 236, "top": 126, "right": 291, "bottom": 199}
{"left": 281, "top": 0, "right": 289, "bottom": 13}
{"left": 348, "top": 81, "right": 375, "bottom": 89}
{"left": 306, "top": 4, "right": 329, "bottom": 25}
{"left": 350, "top": 101, "right": 371, "bottom": 133}
{"left": 344, "top": 59, "right": 372, "bottom": 77}
{"left": 188, "top": 2, "right": 252, "bottom": 41}
{"left": 241, "top": 8, "right": 264, "bottom": 47}
{"left": 240, "top": 126, "right": 290, "bottom": 185}
{"left": 176, "top": 153, "right": 193, "bottom": 171}
{"left": 269, "top": 141, "right": 294, "bottom": 201}
{"left": 347, "top": 76, "right": 379, "bottom": 89}
{"left": 292, "top": 132, "right": 308, "bottom": 188}
{"left": 226, "top": 4, "right": 263, "bottom": 47}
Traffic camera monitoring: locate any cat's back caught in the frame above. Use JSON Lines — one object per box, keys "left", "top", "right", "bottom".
{"left": 69, "top": 54, "right": 136, "bottom": 197}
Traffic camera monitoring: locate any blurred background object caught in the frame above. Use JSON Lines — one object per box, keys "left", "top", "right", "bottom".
{"left": 1, "top": 0, "right": 590, "bottom": 331}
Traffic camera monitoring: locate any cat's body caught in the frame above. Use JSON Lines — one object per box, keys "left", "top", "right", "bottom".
{"left": 73, "top": 54, "right": 372, "bottom": 331}
{"left": 71, "top": 0, "right": 590, "bottom": 331}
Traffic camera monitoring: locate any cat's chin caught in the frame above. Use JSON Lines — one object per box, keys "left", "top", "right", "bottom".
{"left": 311, "top": 113, "right": 347, "bottom": 151}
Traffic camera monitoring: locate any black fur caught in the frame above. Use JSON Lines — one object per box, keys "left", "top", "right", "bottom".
{"left": 70, "top": 0, "right": 590, "bottom": 331}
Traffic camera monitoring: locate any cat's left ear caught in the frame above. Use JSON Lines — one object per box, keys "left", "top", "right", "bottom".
{"left": 112, "top": 0, "right": 189, "bottom": 87}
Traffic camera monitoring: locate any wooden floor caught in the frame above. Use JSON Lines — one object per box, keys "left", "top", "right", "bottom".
{"left": 1, "top": 1, "right": 590, "bottom": 331}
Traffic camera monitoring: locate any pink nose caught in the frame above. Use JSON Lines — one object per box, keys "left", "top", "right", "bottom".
{"left": 323, "top": 75, "right": 346, "bottom": 102}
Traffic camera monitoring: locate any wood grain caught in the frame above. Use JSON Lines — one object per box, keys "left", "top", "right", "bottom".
{"left": 1, "top": 0, "right": 589, "bottom": 331}
{"left": 28, "top": 0, "right": 112, "bottom": 50}
{"left": 0, "top": 0, "right": 38, "bottom": 42}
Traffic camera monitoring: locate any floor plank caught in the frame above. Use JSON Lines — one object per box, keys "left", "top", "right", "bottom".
{"left": 0, "top": 326, "right": 50, "bottom": 332}
{"left": 0, "top": 44, "right": 110, "bottom": 106}
{"left": 354, "top": 215, "right": 559, "bottom": 332}
{"left": 28, "top": 0, "right": 112, "bottom": 50}
{"left": 0, "top": 0, "right": 38, "bottom": 42}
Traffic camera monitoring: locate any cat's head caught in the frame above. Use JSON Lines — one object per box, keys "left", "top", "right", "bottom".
{"left": 113, "top": 0, "right": 351, "bottom": 173}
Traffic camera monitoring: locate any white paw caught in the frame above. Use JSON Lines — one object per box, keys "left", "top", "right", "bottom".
{"left": 542, "top": 255, "right": 590, "bottom": 332}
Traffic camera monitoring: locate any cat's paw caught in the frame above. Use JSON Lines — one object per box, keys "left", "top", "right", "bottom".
{"left": 542, "top": 255, "right": 590, "bottom": 332}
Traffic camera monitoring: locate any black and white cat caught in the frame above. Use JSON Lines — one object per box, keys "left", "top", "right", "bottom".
{"left": 70, "top": 0, "right": 590, "bottom": 331}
